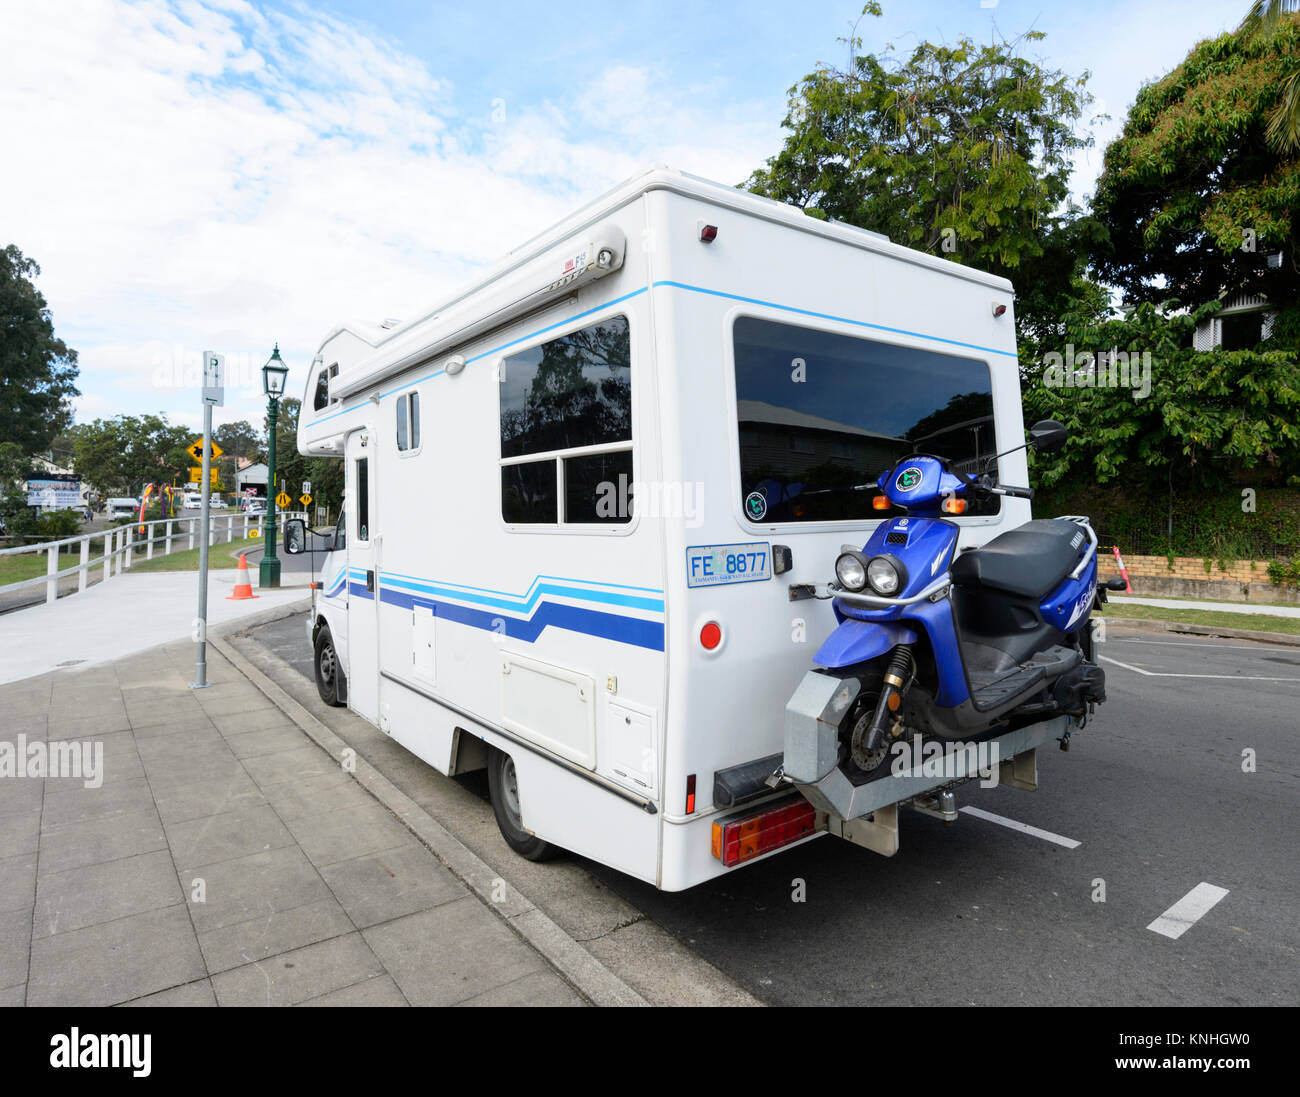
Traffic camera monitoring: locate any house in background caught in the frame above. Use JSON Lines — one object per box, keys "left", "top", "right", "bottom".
{"left": 1193, "top": 290, "right": 1279, "bottom": 351}
{"left": 234, "top": 458, "right": 268, "bottom": 499}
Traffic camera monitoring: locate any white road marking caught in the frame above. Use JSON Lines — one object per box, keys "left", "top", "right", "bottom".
{"left": 959, "top": 806, "right": 1080, "bottom": 848}
{"left": 1112, "top": 637, "right": 1281, "bottom": 651}
{"left": 1100, "top": 655, "right": 1300, "bottom": 682}
{"left": 1147, "top": 883, "right": 1230, "bottom": 940}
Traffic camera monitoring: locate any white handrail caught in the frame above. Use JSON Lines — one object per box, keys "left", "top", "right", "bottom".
{"left": 0, "top": 513, "right": 269, "bottom": 607}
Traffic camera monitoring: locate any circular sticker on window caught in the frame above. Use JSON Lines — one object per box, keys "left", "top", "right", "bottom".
{"left": 895, "top": 466, "right": 924, "bottom": 492}
{"left": 745, "top": 491, "right": 768, "bottom": 521}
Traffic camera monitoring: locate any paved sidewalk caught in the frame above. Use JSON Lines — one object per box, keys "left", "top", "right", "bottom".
{"left": 0, "top": 637, "right": 585, "bottom": 1006}
{"left": 0, "top": 569, "right": 306, "bottom": 685}
{"left": 1109, "top": 595, "right": 1300, "bottom": 619}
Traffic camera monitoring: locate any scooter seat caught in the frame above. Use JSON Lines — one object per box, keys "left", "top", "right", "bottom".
{"left": 950, "top": 519, "right": 1086, "bottom": 599}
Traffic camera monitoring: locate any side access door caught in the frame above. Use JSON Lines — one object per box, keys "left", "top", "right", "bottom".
{"left": 344, "top": 428, "right": 380, "bottom": 724}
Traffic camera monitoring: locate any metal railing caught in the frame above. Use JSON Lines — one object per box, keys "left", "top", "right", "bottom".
{"left": 0, "top": 510, "right": 308, "bottom": 608}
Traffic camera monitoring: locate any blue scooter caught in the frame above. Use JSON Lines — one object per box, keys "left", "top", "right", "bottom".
{"left": 790, "top": 419, "right": 1121, "bottom": 785}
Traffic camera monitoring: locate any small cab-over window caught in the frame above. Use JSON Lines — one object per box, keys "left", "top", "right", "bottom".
{"left": 499, "top": 315, "right": 631, "bottom": 526}
{"left": 313, "top": 363, "right": 340, "bottom": 412}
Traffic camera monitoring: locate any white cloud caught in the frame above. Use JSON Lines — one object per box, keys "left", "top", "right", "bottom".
{"left": 0, "top": 0, "right": 777, "bottom": 430}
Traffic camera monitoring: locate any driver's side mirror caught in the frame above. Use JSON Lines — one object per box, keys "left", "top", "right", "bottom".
{"left": 1029, "top": 419, "right": 1069, "bottom": 453}
{"left": 284, "top": 518, "right": 306, "bottom": 555}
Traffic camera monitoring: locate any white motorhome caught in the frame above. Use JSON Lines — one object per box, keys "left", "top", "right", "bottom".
{"left": 292, "top": 166, "right": 1035, "bottom": 891}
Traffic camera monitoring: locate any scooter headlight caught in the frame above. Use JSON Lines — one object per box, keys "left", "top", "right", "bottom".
{"left": 835, "top": 551, "right": 869, "bottom": 592}
{"left": 867, "top": 554, "right": 906, "bottom": 596}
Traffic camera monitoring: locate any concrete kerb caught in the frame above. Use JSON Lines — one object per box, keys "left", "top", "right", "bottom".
{"left": 207, "top": 610, "right": 649, "bottom": 1008}
{"left": 1106, "top": 616, "right": 1300, "bottom": 648}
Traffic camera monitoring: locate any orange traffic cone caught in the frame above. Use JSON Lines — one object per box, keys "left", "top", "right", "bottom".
{"left": 226, "top": 552, "right": 258, "bottom": 600}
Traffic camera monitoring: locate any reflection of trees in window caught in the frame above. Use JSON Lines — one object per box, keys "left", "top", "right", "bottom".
{"left": 501, "top": 318, "right": 630, "bottom": 458}
{"left": 904, "top": 391, "right": 995, "bottom": 470}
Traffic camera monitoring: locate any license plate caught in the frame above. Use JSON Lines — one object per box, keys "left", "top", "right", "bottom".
{"left": 686, "top": 543, "right": 771, "bottom": 588}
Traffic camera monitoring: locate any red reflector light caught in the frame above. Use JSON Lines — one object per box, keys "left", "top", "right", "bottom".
{"left": 699, "top": 223, "right": 718, "bottom": 242}
{"left": 686, "top": 774, "right": 696, "bottom": 815}
{"left": 710, "top": 798, "right": 818, "bottom": 867}
{"left": 699, "top": 622, "right": 722, "bottom": 650}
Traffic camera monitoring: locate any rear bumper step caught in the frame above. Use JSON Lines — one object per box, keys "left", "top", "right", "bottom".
{"left": 713, "top": 753, "right": 784, "bottom": 809}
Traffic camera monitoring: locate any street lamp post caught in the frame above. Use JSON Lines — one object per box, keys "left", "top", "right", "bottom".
{"left": 259, "top": 343, "right": 289, "bottom": 589}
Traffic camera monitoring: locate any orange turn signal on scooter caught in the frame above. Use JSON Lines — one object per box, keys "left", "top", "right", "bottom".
{"left": 942, "top": 498, "right": 968, "bottom": 514}
{"left": 872, "top": 495, "right": 891, "bottom": 510}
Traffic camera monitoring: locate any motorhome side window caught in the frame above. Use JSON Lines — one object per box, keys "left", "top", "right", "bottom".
{"left": 499, "top": 315, "right": 632, "bottom": 525}
{"left": 355, "top": 457, "right": 369, "bottom": 541}
{"left": 733, "top": 317, "right": 1000, "bottom": 522}
{"left": 396, "top": 392, "right": 420, "bottom": 452}
{"left": 313, "top": 363, "right": 339, "bottom": 412}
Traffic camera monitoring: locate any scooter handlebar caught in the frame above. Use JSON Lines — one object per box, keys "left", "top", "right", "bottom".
{"left": 991, "top": 484, "right": 1035, "bottom": 500}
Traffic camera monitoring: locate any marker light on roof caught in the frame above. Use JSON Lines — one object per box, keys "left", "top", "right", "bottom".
{"left": 699, "top": 223, "right": 718, "bottom": 243}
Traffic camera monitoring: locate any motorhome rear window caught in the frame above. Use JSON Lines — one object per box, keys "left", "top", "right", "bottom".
{"left": 499, "top": 315, "right": 632, "bottom": 526}
{"left": 732, "top": 317, "right": 1000, "bottom": 522}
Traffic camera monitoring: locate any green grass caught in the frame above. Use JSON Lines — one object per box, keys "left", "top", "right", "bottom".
{"left": 129, "top": 537, "right": 262, "bottom": 573}
{"left": 1114, "top": 592, "right": 1300, "bottom": 610}
{"left": 1105, "top": 603, "right": 1300, "bottom": 637}
{"left": 0, "top": 551, "right": 82, "bottom": 586}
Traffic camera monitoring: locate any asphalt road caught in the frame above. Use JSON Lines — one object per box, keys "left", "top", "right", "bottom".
{"left": 247, "top": 616, "right": 1300, "bottom": 1006}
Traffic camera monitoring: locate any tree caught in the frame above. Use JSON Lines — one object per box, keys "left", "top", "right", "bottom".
{"left": 1022, "top": 299, "right": 1300, "bottom": 495}
{"left": 1089, "top": 15, "right": 1300, "bottom": 308}
{"left": 67, "top": 414, "right": 194, "bottom": 496}
{"left": 0, "top": 441, "right": 34, "bottom": 523}
{"left": 213, "top": 419, "right": 262, "bottom": 460}
{"left": 745, "top": 6, "right": 1095, "bottom": 341}
{"left": 0, "top": 245, "right": 80, "bottom": 455}
{"left": 1238, "top": 1, "right": 1300, "bottom": 152}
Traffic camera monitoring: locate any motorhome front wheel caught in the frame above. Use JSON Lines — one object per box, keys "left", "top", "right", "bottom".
{"left": 313, "top": 627, "right": 346, "bottom": 708}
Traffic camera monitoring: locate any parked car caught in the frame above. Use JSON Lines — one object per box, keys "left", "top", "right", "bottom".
{"left": 243, "top": 499, "right": 267, "bottom": 515}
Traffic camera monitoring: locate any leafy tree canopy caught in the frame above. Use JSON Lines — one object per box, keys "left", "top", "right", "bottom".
{"left": 1023, "top": 299, "right": 1300, "bottom": 493}
{"left": 1089, "top": 14, "right": 1300, "bottom": 307}
{"left": 213, "top": 419, "right": 262, "bottom": 460}
{"left": 0, "top": 245, "right": 80, "bottom": 455}
{"left": 67, "top": 414, "right": 194, "bottom": 496}
{"left": 746, "top": 5, "right": 1096, "bottom": 340}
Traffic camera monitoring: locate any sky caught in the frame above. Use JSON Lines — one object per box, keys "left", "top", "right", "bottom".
{"left": 0, "top": 0, "right": 1244, "bottom": 439}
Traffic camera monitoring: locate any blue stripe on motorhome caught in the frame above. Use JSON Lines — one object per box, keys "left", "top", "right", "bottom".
{"left": 308, "top": 280, "right": 1015, "bottom": 429}
{"left": 378, "top": 585, "right": 665, "bottom": 651}
{"left": 651, "top": 281, "right": 1019, "bottom": 358}
{"left": 380, "top": 572, "right": 664, "bottom": 614}
{"left": 312, "top": 286, "right": 651, "bottom": 422}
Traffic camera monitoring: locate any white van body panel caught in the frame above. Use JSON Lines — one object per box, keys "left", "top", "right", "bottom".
{"left": 301, "top": 166, "right": 1028, "bottom": 890}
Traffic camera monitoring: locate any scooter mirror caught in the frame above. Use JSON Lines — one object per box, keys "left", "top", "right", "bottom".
{"left": 1029, "top": 419, "right": 1069, "bottom": 453}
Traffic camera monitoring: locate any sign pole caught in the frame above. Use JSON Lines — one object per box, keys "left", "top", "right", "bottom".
{"left": 193, "top": 351, "right": 224, "bottom": 690}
